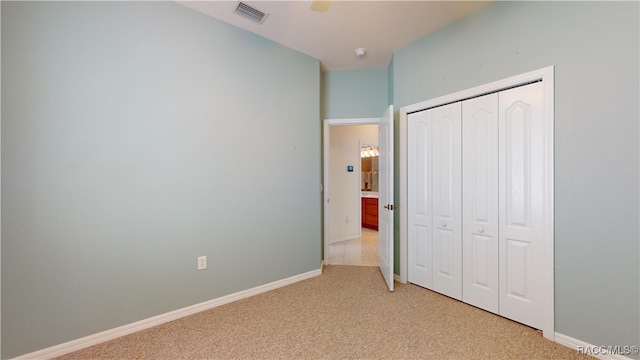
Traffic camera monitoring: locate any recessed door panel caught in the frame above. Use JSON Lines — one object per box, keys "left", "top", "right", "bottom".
{"left": 471, "top": 110, "right": 492, "bottom": 223}
{"left": 415, "top": 226, "right": 431, "bottom": 268}
{"left": 435, "top": 228, "right": 454, "bottom": 277}
{"left": 471, "top": 234, "right": 492, "bottom": 288}
{"left": 505, "top": 238, "right": 530, "bottom": 300}
{"left": 505, "top": 102, "right": 531, "bottom": 228}
{"left": 414, "top": 121, "right": 430, "bottom": 217}
{"left": 410, "top": 225, "right": 432, "bottom": 287}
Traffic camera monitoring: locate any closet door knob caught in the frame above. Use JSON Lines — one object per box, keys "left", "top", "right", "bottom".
{"left": 479, "top": 228, "right": 485, "bottom": 233}
{"left": 442, "top": 222, "right": 447, "bottom": 227}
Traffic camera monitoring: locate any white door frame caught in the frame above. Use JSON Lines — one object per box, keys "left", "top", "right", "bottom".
{"left": 399, "top": 66, "right": 555, "bottom": 339}
{"left": 323, "top": 117, "right": 379, "bottom": 265}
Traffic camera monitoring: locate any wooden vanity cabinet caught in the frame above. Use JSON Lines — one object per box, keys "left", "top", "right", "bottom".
{"left": 361, "top": 197, "right": 378, "bottom": 230}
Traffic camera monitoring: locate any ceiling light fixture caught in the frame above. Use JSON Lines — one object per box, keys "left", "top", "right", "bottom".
{"left": 355, "top": 48, "right": 366, "bottom": 58}
{"left": 310, "top": 0, "right": 332, "bottom": 12}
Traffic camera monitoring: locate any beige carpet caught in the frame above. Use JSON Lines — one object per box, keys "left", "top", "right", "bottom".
{"left": 55, "top": 265, "right": 591, "bottom": 359}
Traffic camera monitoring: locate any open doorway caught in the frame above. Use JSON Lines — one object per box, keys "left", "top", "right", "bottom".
{"left": 328, "top": 227, "right": 378, "bottom": 266}
{"left": 328, "top": 141, "right": 379, "bottom": 266}
{"left": 323, "top": 119, "right": 379, "bottom": 267}
{"left": 323, "top": 106, "right": 394, "bottom": 290}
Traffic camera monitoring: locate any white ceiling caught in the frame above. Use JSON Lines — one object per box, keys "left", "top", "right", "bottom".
{"left": 177, "top": 1, "right": 493, "bottom": 71}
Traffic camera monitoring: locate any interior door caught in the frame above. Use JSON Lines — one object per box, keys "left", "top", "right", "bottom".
{"left": 378, "top": 105, "right": 394, "bottom": 291}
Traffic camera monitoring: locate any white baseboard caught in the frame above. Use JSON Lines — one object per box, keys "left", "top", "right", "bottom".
{"left": 394, "top": 273, "right": 403, "bottom": 284}
{"left": 555, "top": 332, "right": 635, "bottom": 360}
{"left": 13, "top": 268, "right": 322, "bottom": 360}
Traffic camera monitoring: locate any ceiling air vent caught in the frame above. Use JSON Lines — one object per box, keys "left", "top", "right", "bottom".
{"left": 234, "top": 2, "right": 268, "bottom": 24}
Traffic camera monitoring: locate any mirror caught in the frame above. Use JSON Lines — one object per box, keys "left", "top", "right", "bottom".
{"left": 361, "top": 144, "right": 379, "bottom": 192}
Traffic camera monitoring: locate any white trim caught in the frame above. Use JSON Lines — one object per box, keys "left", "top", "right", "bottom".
{"left": 12, "top": 268, "right": 322, "bottom": 360}
{"left": 326, "top": 117, "right": 379, "bottom": 126}
{"left": 401, "top": 68, "right": 551, "bottom": 115}
{"left": 555, "top": 333, "right": 635, "bottom": 360}
{"left": 540, "top": 66, "right": 555, "bottom": 341}
{"left": 399, "top": 110, "right": 408, "bottom": 284}
{"left": 399, "top": 66, "right": 555, "bottom": 339}
{"left": 323, "top": 117, "right": 379, "bottom": 265}
{"left": 394, "top": 273, "right": 403, "bottom": 284}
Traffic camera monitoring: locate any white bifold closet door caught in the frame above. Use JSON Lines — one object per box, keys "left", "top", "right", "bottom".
{"left": 462, "top": 93, "right": 499, "bottom": 314}
{"left": 407, "top": 109, "right": 434, "bottom": 289}
{"left": 462, "top": 83, "right": 546, "bottom": 328}
{"left": 408, "top": 102, "right": 462, "bottom": 301}
{"left": 497, "top": 81, "right": 546, "bottom": 330}
{"left": 408, "top": 81, "right": 548, "bottom": 331}
{"left": 432, "top": 103, "right": 462, "bottom": 300}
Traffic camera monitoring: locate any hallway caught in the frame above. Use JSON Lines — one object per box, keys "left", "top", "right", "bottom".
{"left": 327, "top": 228, "right": 378, "bottom": 266}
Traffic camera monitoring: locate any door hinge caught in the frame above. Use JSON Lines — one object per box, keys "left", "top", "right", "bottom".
{"left": 384, "top": 204, "right": 395, "bottom": 210}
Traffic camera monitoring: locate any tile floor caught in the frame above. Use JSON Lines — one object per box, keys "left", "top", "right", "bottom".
{"left": 328, "top": 228, "right": 379, "bottom": 266}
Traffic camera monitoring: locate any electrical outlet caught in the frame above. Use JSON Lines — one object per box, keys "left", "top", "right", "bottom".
{"left": 197, "top": 256, "right": 207, "bottom": 270}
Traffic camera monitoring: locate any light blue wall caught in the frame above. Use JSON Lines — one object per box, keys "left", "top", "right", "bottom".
{"left": 1, "top": 1, "right": 321, "bottom": 357}
{"left": 323, "top": 68, "right": 388, "bottom": 119}
{"left": 393, "top": 0, "right": 639, "bottom": 354}
{"left": 3, "top": 0, "right": 639, "bottom": 357}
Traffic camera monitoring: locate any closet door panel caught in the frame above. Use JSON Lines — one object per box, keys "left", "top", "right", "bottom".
{"left": 462, "top": 93, "right": 499, "bottom": 314}
{"left": 408, "top": 110, "right": 434, "bottom": 289}
{"left": 499, "top": 81, "right": 545, "bottom": 329}
{"left": 432, "top": 102, "right": 462, "bottom": 300}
